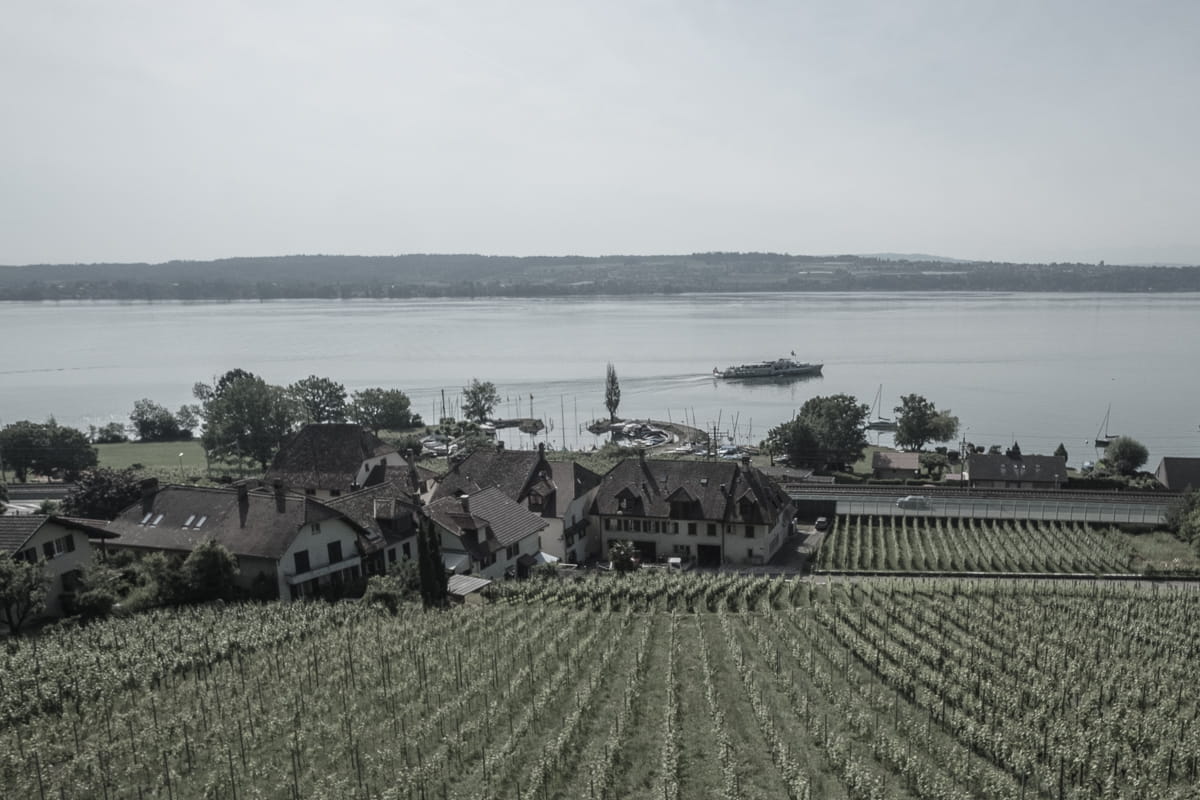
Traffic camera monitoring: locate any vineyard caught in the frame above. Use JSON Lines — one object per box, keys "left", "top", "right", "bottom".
{"left": 817, "top": 515, "right": 1140, "bottom": 574}
{"left": 5, "top": 574, "right": 1200, "bottom": 799}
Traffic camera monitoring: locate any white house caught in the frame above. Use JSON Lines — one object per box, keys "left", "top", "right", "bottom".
{"left": 426, "top": 487, "right": 548, "bottom": 580}
{"left": 0, "top": 515, "right": 111, "bottom": 619}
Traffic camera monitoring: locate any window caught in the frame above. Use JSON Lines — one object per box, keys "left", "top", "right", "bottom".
{"left": 671, "top": 522, "right": 679, "bottom": 534}
{"left": 481, "top": 552, "right": 496, "bottom": 568}
{"left": 402, "top": 542, "right": 411, "bottom": 559}
{"left": 305, "top": 488, "right": 316, "bottom": 496}
{"left": 311, "top": 523, "right": 321, "bottom": 534}
{"left": 195, "top": 516, "right": 207, "bottom": 529}
{"left": 387, "top": 548, "right": 396, "bottom": 563}
{"left": 505, "top": 544, "right": 519, "bottom": 560}
{"left": 745, "top": 525, "right": 755, "bottom": 538}
{"left": 151, "top": 514, "right": 164, "bottom": 527}
{"left": 140, "top": 512, "right": 153, "bottom": 525}
{"left": 183, "top": 515, "right": 196, "bottom": 528}
{"left": 327, "top": 541, "right": 343, "bottom": 564}
{"left": 687, "top": 523, "right": 697, "bottom": 537}
{"left": 707, "top": 523, "right": 717, "bottom": 537}
{"left": 330, "top": 489, "right": 341, "bottom": 497}
{"left": 294, "top": 550, "right": 310, "bottom": 574}
{"left": 604, "top": 518, "right": 612, "bottom": 531}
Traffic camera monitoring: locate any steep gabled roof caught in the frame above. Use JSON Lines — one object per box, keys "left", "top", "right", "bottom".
{"left": 103, "top": 485, "right": 367, "bottom": 560}
{"left": 265, "top": 424, "right": 397, "bottom": 492}
{"left": 1156, "top": 457, "right": 1200, "bottom": 492}
{"left": 591, "top": 458, "right": 791, "bottom": 524}
{"left": 325, "top": 481, "right": 421, "bottom": 546}
{"left": 427, "top": 487, "right": 549, "bottom": 558}
{"left": 0, "top": 516, "right": 46, "bottom": 554}
{"left": 434, "top": 449, "right": 542, "bottom": 501}
{"left": 965, "top": 453, "right": 1067, "bottom": 484}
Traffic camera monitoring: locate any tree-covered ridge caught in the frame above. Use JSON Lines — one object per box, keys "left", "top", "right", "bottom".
{"left": 2, "top": 253, "right": 1199, "bottom": 300}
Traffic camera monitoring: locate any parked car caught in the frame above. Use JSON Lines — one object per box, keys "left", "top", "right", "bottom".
{"left": 814, "top": 517, "right": 830, "bottom": 531}
{"left": 896, "top": 495, "right": 932, "bottom": 510}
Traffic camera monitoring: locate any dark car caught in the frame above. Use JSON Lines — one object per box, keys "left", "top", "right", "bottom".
{"left": 814, "top": 517, "right": 830, "bottom": 531}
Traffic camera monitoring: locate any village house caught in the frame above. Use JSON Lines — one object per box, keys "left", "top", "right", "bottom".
{"left": 591, "top": 455, "right": 795, "bottom": 568}
{"left": 264, "top": 423, "right": 401, "bottom": 498}
{"left": 425, "top": 486, "right": 549, "bottom": 580}
{"left": 433, "top": 443, "right": 601, "bottom": 563}
{"left": 871, "top": 451, "right": 922, "bottom": 481}
{"left": 963, "top": 453, "right": 1067, "bottom": 490}
{"left": 1155, "top": 457, "right": 1200, "bottom": 492}
{"left": 99, "top": 478, "right": 415, "bottom": 600}
{"left": 0, "top": 515, "right": 113, "bottom": 619}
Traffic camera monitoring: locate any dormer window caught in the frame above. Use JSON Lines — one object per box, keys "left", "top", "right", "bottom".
{"left": 140, "top": 512, "right": 154, "bottom": 525}
{"left": 183, "top": 515, "right": 196, "bottom": 528}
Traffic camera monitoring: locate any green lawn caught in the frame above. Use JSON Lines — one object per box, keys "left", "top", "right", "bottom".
{"left": 95, "top": 440, "right": 208, "bottom": 477}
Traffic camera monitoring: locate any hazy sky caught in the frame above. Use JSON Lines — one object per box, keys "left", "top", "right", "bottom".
{"left": 3, "top": 1, "right": 1198, "bottom": 266}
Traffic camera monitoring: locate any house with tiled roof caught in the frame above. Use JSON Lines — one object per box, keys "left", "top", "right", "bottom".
{"left": 264, "top": 423, "right": 399, "bottom": 497}
{"left": 426, "top": 487, "right": 549, "bottom": 580}
{"left": 871, "top": 451, "right": 922, "bottom": 480}
{"left": 590, "top": 455, "right": 795, "bottom": 567}
{"left": 1155, "top": 457, "right": 1200, "bottom": 492}
{"left": 0, "top": 515, "right": 112, "bottom": 620}
{"left": 963, "top": 453, "right": 1067, "bottom": 489}
{"left": 433, "top": 443, "right": 602, "bottom": 563}
{"left": 324, "top": 480, "right": 423, "bottom": 569}
{"left": 100, "top": 478, "right": 393, "bottom": 601}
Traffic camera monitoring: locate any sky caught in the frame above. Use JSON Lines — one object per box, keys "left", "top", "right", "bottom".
{"left": 3, "top": 1, "right": 1199, "bottom": 266}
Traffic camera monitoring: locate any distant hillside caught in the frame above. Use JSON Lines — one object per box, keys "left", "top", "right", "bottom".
{"left": 1, "top": 252, "right": 1199, "bottom": 300}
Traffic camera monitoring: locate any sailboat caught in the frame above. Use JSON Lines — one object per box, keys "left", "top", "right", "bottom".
{"left": 1094, "top": 404, "right": 1116, "bottom": 448}
{"left": 866, "top": 385, "right": 899, "bottom": 431}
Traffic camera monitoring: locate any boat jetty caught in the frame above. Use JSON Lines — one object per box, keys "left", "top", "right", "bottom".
{"left": 713, "top": 356, "right": 823, "bottom": 380}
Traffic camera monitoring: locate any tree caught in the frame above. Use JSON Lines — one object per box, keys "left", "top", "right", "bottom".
{"left": 2, "top": 421, "right": 99, "bottom": 481}
{"left": 199, "top": 374, "right": 299, "bottom": 470}
{"left": 1104, "top": 436, "right": 1149, "bottom": 476}
{"left": 604, "top": 363, "right": 621, "bottom": 422}
{"left": 795, "top": 394, "right": 870, "bottom": 470}
{"left": 462, "top": 379, "right": 501, "bottom": 422}
{"left": 179, "top": 540, "right": 240, "bottom": 602}
{"left": 75, "top": 558, "right": 125, "bottom": 622}
{"left": 129, "top": 398, "right": 190, "bottom": 441}
{"left": 762, "top": 418, "right": 822, "bottom": 468}
{"left": 919, "top": 452, "right": 950, "bottom": 479}
{"left": 415, "top": 512, "right": 448, "bottom": 607}
{"left": 1166, "top": 489, "right": 1200, "bottom": 545}
{"left": 62, "top": 467, "right": 145, "bottom": 520}
{"left": 92, "top": 422, "right": 129, "bottom": 444}
{"left": 0, "top": 552, "right": 50, "bottom": 635}
{"left": 608, "top": 540, "right": 639, "bottom": 572}
{"left": 43, "top": 423, "right": 99, "bottom": 480}
{"left": 893, "top": 394, "right": 960, "bottom": 451}
{"left": 1054, "top": 442, "right": 1069, "bottom": 463}
{"left": 349, "top": 387, "right": 421, "bottom": 433}
{"left": 289, "top": 375, "right": 348, "bottom": 423}
{"left": 0, "top": 420, "right": 50, "bottom": 482}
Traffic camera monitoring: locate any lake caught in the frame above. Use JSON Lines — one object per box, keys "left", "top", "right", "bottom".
{"left": 2, "top": 293, "right": 1198, "bottom": 467}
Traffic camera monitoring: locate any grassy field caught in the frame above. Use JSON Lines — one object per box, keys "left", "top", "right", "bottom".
{"left": 95, "top": 440, "right": 209, "bottom": 478}
{"left": 4, "top": 576, "right": 1200, "bottom": 799}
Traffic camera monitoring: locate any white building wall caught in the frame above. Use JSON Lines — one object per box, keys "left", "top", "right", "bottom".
{"left": 277, "top": 518, "right": 365, "bottom": 600}
{"left": 597, "top": 515, "right": 780, "bottom": 566}
{"left": 20, "top": 522, "right": 96, "bottom": 617}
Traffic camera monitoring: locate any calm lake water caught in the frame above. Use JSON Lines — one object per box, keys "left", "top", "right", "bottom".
{"left": 2, "top": 293, "right": 1198, "bottom": 466}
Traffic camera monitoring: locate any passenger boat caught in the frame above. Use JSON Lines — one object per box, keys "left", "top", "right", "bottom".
{"left": 713, "top": 357, "right": 823, "bottom": 380}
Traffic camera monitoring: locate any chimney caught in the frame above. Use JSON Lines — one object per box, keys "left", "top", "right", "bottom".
{"left": 538, "top": 442, "right": 545, "bottom": 455}
{"left": 459, "top": 493, "right": 470, "bottom": 516}
{"left": 140, "top": 477, "right": 159, "bottom": 514}
{"left": 237, "top": 483, "right": 250, "bottom": 527}
{"left": 273, "top": 479, "right": 286, "bottom": 513}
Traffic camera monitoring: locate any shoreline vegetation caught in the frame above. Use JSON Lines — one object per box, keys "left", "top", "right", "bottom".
{"left": 3, "top": 252, "right": 1200, "bottom": 301}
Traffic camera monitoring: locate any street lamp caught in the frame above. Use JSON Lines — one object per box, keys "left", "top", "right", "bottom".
{"left": 178, "top": 452, "right": 185, "bottom": 484}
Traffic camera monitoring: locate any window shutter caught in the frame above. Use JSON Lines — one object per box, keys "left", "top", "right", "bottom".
{"left": 66, "top": 535, "right": 76, "bottom": 553}
{"left": 43, "top": 542, "right": 55, "bottom": 559}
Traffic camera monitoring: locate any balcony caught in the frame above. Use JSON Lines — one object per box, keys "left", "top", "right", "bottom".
{"left": 284, "top": 555, "right": 362, "bottom": 585}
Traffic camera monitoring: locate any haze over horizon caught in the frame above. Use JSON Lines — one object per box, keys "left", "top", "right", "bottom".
{"left": 3, "top": 1, "right": 1198, "bottom": 267}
